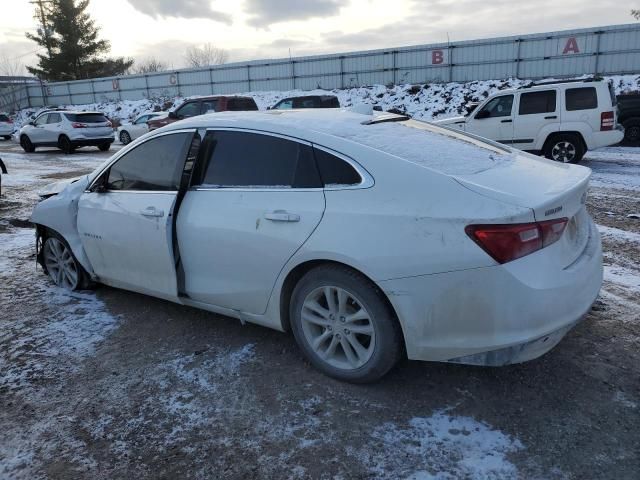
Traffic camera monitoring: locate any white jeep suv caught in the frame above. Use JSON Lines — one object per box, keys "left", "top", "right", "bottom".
{"left": 434, "top": 79, "right": 624, "bottom": 163}
{"left": 19, "top": 110, "right": 114, "bottom": 154}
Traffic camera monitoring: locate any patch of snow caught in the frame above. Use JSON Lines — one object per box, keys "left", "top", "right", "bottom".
{"left": 603, "top": 265, "right": 640, "bottom": 294}
{"left": 349, "top": 410, "right": 525, "bottom": 480}
{"left": 614, "top": 391, "right": 638, "bottom": 409}
{"left": 597, "top": 225, "right": 640, "bottom": 245}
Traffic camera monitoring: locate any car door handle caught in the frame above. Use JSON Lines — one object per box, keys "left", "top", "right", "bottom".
{"left": 140, "top": 206, "right": 164, "bottom": 217}
{"left": 544, "top": 115, "right": 558, "bottom": 119}
{"left": 264, "top": 210, "right": 300, "bottom": 222}
{"left": 500, "top": 119, "right": 513, "bottom": 123}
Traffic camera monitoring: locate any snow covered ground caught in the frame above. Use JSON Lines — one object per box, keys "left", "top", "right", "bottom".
{"left": 0, "top": 140, "right": 638, "bottom": 478}
{"left": 8, "top": 74, "right": 640, "bottom": 128}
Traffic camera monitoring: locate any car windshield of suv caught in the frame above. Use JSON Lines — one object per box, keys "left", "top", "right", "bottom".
{"left": 65, "top": 113, "right": 108, "bottom": 123}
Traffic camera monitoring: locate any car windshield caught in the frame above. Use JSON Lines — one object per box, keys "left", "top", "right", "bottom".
{"left": 65, "top": 113, "right": 108, "bottom": 123}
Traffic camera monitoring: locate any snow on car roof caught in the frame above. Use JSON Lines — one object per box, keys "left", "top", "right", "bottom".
{"left": 174, "top": 109, "right": 515, "bottom": 175}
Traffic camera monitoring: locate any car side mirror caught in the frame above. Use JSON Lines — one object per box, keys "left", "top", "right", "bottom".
{"left": 475, "top": 110, "right": 490, "bottom": 120}
{"left": 168, "top": 111, "right": 178, "bottom": 119}
{"left": 28, "top": 121, "right": 35, "bottom": 126}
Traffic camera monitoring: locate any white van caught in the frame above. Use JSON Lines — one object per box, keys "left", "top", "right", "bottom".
{"left": 434, "top": 79, "right": 624, "bottom": 163}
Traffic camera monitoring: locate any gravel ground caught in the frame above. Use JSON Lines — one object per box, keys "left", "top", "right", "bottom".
{"left": 0, "top": 140, "right": 638, "bottom": 480}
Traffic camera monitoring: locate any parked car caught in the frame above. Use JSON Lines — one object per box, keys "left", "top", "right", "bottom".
{"left": 147, "top": 95, "right": 259, "bottom": 130}
{"left": 117, "top": 112, "right": 165, "bottom": 144}
{"left": 617, "top": 93, "right": 640, "bottom": 145}
{"left": 269, "top": 95, "right": 340, "bottom": 110}
{"left": 434, "top": 79, "right": 624, "bottom": 163}
{"left": 0, "top": 114, "right": 14, "bottom": 140}
{"left": 30, "top": 109, "right": 602, "bottom": 383}
{"left": 19, "top": 110, "right": 114, "bottom": 154}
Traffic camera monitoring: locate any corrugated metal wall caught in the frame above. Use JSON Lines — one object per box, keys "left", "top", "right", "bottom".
{"left": 8, "top": 23, "right": 640, "bottom": 109}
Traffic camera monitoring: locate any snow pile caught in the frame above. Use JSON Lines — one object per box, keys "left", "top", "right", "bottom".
{"left": 11, "top": 74, "right": 639, "bottom": 129}
{"left": 349, "top": 410, "right": 525, "bottom": 479}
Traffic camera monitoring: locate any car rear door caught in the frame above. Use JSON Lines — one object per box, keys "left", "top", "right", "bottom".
{"left": 177, "top": 129, "right": 325, "bottom": 315}
{"left": 466, "top": 94, "right": 514, "bottom": 144}
{"left": 512, "top": 89, "right": 559, "bottom": 150}
{"left": 77, "top": 130, "right": 197, "bottom": 300}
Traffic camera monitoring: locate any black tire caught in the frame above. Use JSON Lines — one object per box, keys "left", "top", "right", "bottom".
{"left": 58, "top": 135, "right": 75, "bottom": 154}
{"left": 290, "top": 264, "right": 403, "bottom": 383}
{"left": 622, "top": 118, "right": 640, "bottom": 146}
{"left": 98, "top": 142, "right": 111, "bottom": 152}
{"left": 20, "top": 135, "right": 35, "bottom": 153}
{"left": 42, "top": 230, "right": 94, "bottom": 290}
{"left": 119, "top": 130, "right": 132, "bottom": 145}
{"left": 544, "top": 133, "right": 585, "bottom": 164}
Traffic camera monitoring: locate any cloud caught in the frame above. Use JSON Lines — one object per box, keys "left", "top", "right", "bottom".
{"left": 244, "top": 0, "right": 344, "bottom": 26}
{"left": 126, "top": 0, "right": 232, "bottom": 24}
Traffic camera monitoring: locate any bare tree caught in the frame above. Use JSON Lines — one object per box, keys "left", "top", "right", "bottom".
{"left": 134, "top": 57, "right": 169, "bottom": 74}
{"left": 184, "top": 43, "right": 228, "bottom": 68}
{"left": 0, "top": 52, "right": 27, "bottom": 112}
{"left": 633, "top": 9, "right": 640, "bottom": 19}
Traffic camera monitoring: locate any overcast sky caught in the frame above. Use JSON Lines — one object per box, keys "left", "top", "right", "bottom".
{"left": 0, "top": 0, "right": 636, "bottom": 73}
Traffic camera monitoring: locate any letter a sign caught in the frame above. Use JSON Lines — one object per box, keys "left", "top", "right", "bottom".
{"left": 562, "top": 37, "right": 580, "bottom": 55}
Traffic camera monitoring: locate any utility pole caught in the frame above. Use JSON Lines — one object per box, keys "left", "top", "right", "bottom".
{"left": 30, "top": 0, "right": 55, "bottom": 57}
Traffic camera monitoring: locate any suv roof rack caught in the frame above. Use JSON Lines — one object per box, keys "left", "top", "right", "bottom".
{"left": 521, "top": 77, "right": 604, "bottom": 89}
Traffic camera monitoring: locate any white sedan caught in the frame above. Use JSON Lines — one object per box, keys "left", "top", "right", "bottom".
{"left": 117, "top": 112, "right": 165, "bottom": 144}
{"left": 30, "top": 109, "right": 603, "bottom": 382}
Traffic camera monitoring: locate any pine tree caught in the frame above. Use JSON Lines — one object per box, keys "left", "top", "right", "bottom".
{"left": 26, "top": 0, "right": 133, "bottom": 81}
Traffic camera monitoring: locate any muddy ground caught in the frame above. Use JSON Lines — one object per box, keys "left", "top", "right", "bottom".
{"left": 0, "top": 140, "right": 638, "bottom": 480}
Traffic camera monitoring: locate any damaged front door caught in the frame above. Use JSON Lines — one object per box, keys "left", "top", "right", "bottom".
{"left": 77, "top": 130, "right": 195, "bottom": 300}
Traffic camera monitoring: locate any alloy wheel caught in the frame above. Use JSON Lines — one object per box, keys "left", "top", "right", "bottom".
{"left": 120, "top": 131, "right": 131, "bottom": 144}
{"left": 300, "top": 286, "right": 376, "bottom": 370}
{"left": 43, "top": 237, "right": 79, "bottom": 290}
{"left": 551, "top": 141, "right": 576, "bottom": 163}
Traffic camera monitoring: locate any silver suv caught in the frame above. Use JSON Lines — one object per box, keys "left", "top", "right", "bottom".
{"left": 19, "top": 110, "right": 114, "bottom": 154}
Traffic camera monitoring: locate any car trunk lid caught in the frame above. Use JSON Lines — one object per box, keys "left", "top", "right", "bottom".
{"left": 453, "top": 153, "right": 592, "bottom": 267}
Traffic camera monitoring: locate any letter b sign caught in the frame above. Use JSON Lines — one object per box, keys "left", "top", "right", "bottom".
{"left": 431, "top": 50, "right": 446, "bottom": 65}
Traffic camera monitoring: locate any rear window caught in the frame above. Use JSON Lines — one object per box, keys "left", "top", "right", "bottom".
{"left": 565, "top": 87, "right": 597, "bottom": 111}
{"left": 519, "top": 90, "right": 556, "bottom": 115}
{"left": 227, "top": 98, "right": 258, "bottom": 111}
{"left": 65, "top": 113, "right": 108, "bottom": 123}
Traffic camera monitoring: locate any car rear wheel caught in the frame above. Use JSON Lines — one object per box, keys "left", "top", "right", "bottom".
{"left": 20, "top": 135, "right": 35, "bottom": 153}
{"left": 290, "top": 264, "right": 403, "bottom": 383}
{"left": 622, "top": 119, "right": 640, "bottom": 146}
{"left": 119, "top": 130, "right": 132, "bottom": 145}
{"left": 544, "top": 134, "right": 584, "bottom": 163}
{"left": 42, "top": 234, "right": 92, "bottom": 290}
{"left": 58, "top": 135, "right": 75, "bottom": 154}
{"left": 98, "top": 142, "right": 111, "bottom": 152}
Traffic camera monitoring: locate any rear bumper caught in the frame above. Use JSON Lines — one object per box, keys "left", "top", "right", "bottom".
{"left": 70, "top": 137, "right": 114, "bottom": 147}
{"left": 379, "top": 218, "right": 603, "bottom": 364}
{"left": 587, "top": 128, "right": 624, "bottom": 149}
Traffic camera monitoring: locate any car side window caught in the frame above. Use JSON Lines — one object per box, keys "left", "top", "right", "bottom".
{"left": 201, "top": 100, "right": 218, "bottom": 114}
{"left": 176, "top": 102, "right": 201, "bottom": 119}
{"left": 106, "top": 132, "right": 193, "bottom": 191}
{"left": 134, "top": 115, "right": 147, "bottom": 125}
{"left": 566, "top": 87, "right": 598, "bottom": 111}
{"left": 47, "top": 113, "right": 61, "bottom": 123}
{"left": 313, "top": 148, "right": 362, "bottom": 186}
{"left": 519, "top": 90, "right": 557, "bottom": 115}
{"left": 477, "top": 95, "right": 514, "bottom": 118}
{"left": 275, "top": 99, "right": 293, "bottom": 110}
{"left": 200, "top": 131, "right": 321, "bottom": 188}
{"left": 227, "top": 98, "right": 258, "bottom": 111}
{"left": 34, "top": 114, "right": 48, "bottom": 126}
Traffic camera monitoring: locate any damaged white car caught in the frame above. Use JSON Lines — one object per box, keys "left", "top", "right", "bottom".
{"left": 30, "top": 109, "right": 603, "bottom": 382}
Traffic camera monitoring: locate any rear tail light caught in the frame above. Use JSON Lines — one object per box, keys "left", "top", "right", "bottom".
{"left": 72, "top": 122, "right": 88, "bottom": 128}
{"left": 465, "top": 218, "right": 568, "bottom": 264}
{"left": 600, "top": 111, "right": 614, "bottom": 131}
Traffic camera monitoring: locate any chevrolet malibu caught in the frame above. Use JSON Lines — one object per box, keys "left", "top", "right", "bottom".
{"left": 30, "top": 109, "right": 603, "bottom": 383}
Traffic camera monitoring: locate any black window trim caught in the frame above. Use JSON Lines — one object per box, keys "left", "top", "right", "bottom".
{"left": 192, "top": 127, "right": 373, "bottom": 192}
{"left": 86, "top": 128, "right": 197, "bottom": 194}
